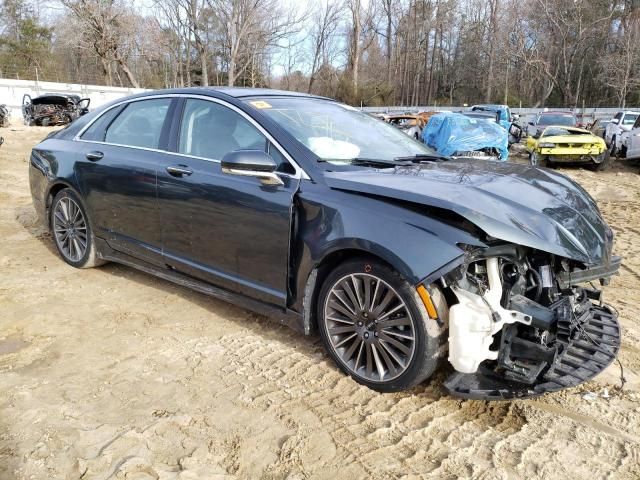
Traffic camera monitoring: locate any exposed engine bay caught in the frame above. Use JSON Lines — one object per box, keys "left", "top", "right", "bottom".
{"left": 22, "top": 94, "right": 90, "bottom": 127}
{"left": 441, "top": 244, "right": 621, "bottom": 399}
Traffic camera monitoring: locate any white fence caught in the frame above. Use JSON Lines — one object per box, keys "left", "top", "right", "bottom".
{"left": 0, "top": 78, "right": 148, "bottom": 122}
{"left": 361, "top": 105, "right": 633, "bottom": 122}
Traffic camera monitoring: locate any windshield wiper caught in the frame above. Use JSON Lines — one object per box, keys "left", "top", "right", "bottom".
{"left": 393, "top": 153, "right": 449, "bottom": 162}
{"left": 318, "top": 157, "right": 411, "bottom": 167}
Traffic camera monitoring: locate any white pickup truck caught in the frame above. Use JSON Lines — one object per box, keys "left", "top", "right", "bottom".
{"left": 604, "top": 110, "right": 640, "bottom": 155}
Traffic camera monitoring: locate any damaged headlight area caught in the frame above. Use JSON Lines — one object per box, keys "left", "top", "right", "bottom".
{"left": 441, "top": 245, "right": 621, "bottom": 400}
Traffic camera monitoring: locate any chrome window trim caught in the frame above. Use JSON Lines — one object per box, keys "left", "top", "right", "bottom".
{"left": 73, "top": 93, "right": 310, "bottom": 180}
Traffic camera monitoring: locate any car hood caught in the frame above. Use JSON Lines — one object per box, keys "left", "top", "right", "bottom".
{"left": 324, "top": 160, "right": 614, "bottom": 265}
{"left": 540, "top": 134, "right": 604, "bottom": 145}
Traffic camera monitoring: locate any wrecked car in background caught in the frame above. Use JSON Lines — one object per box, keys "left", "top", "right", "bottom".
{"left": 471, "top": 104, "right": 523, "bottom": 145}
{"left": 527, "top": 111, "right": 577, "bottom": 138}
{"left": 386, "top": 114, "right": 425, "bottom": 139}
{"left": 23, "top": 93, "right": 90, "bottom": 126}
{"left": 422, "top": 112, "right": 509, "bottom": 161}
{"left": 526, "top": 126, "right": 609, "bottom": 170}
{"left": 0, "top": 104, "right": 9, "bottom": 127}
{"left": 30, "top": 87, "right": 621, "bottom": 400}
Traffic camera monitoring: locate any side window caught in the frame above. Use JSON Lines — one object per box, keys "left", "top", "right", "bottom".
{"left": 104, "top": 98, "right": 171, "bottom": 149}
{"left": 614, "top": 112, "right": 623, "bottom": 121}
{"left": 633, "top": 116, "right": 640, "bottom": 130}
{"left": 178, "top": 98, "right": 294, "bottom": 173}
{"left": 80, "top": 105, "right": 123, "bottom": 142}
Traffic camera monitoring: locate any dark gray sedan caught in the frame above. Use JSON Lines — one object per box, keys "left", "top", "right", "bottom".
{"left": 29, "top": 88, "right": 621, "bottom": 399}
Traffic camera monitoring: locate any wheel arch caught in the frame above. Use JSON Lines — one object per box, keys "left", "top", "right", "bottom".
{"left": 300, "top": 244, "right": 414, "bottom": 336}
{"left": 45, "top": 181, "right": 78, "bottom": 227}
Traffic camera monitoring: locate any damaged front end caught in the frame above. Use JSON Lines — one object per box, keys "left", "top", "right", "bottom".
{"left": 441, "top": 245, "right": 621, "bottom": 400}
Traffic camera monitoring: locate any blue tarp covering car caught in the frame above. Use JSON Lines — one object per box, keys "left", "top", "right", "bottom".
{"left": 421, "top": 112, "right": 509, "bottom": 161}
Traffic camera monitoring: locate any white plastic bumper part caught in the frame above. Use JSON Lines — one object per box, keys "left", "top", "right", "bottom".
{"left": 448, "top": 257, "right": 532, "bottom": 374}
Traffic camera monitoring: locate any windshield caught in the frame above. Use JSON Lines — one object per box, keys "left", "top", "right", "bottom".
{"left": 622, "top": 113, "right": 639, "bottom": 126}
{"left": 537, "top": 114, "right": 576, "bottom": 126}
{"left": 244, "top": 97, "right": 438, "bottom": 163}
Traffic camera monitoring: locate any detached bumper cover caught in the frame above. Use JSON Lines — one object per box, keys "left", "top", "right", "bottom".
{"left": 444, "top": 303, "right": 620, "bottom": 400}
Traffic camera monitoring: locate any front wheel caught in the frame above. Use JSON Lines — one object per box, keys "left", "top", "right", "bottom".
{"left": 317, "top": 258, "right": 448, "bottom": 392}
{"left": 529, "top": 151, "right": 547, "bottom": 168}
{"left": 50, "top": 189, "right": 105, "bottom": 268}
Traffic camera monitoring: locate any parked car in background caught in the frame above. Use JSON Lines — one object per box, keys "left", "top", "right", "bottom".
{"left": 589, "top": 118, "right": 611, "bottom": 139}
{"left": 526, "top": 111, "right": 577, "bottom": 138}
{"left": 23, "top": 93, "right": 90, "bottom": 126}
{"left": 423, "top": 112, "right": 509, "bottom": 161}
{"left": 470, "top": 104, "right": 522, "bottom": 145}
{"left": 604, "top": 110, "right": 640, "bottom": 155}
{"left": 617, "top": 115, "right": 640, "bottom": 160}
{"left": 30, "top": 87, "right": 621, "bottom": 399}
{"left": 525, "top": 126, "right": 609, "bottom": 170}
{"left": 386, "top": 114, "right": 425, "bottom": 139}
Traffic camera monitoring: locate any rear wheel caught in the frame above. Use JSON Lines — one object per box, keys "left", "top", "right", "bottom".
{"left": 50, "top": 189, "right": 105, "bottom": 268}
{"left": 317, "top": 258, "right": 447, "bottom": 392}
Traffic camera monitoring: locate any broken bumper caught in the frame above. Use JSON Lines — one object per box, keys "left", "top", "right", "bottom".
{"left": 444, "top": 302, "right": 620, "bottom": 400}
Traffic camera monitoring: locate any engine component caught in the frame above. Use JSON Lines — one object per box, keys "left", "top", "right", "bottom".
{"left": 448, "top": 257, "right": 532, "bottom": 373}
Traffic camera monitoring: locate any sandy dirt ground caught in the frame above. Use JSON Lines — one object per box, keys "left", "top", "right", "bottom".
{"left": 1, "top": 125, "right": 640, "bottom": 480}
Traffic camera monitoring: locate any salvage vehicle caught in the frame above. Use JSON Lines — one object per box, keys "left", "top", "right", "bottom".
{"left": 605, "top": 111, "right": 640, "bottom": 156}
{"left": 30, "top": 88, "right": 621, "bottom": 399}
{"left": 386, "top": 114, "right": 424, "bottom": 139}
{"left": 616, "top": 115, "right": 640, "bottom": 160}
{"left": 470, "top": 104, "right": 522, "bottom": 145}
{"left": 0, "top": 104, "right": 9, "bottom": 127}
{"left": 23, "top": 93, "right": 90, "bottom": 126}
{"left": 526, "top": 126, "right": 610, "bottom": 170}
{"left": 422, "top": 112, "right": 509, "bottom": 161}
{"left": 527, "top": 111, "right": 577, "bottom": 138}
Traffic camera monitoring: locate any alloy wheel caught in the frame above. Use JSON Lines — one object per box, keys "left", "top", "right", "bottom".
{"left": 323, "top": 273, "right": 417, "bottom": 382}
{"left": 53, "top": 197, "right": 88, "bottom": 262}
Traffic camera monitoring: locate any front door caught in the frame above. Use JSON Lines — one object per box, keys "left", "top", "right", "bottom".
{"left": 157, "top": 98, "right": 300, "bottom": 306}
{"left": 75, "top": 97, "right": 174, "bottom": 266}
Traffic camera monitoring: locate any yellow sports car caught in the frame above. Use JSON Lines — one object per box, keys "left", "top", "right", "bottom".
{"left": 526, "top": 126, "right": 609, "bottom": 170}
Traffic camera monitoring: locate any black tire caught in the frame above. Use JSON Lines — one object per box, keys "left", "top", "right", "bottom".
{"left": 317, "top": 257, "right": 448, "bottom": 392}
{"left": 50, "top": 189, "right": 105, "bottom": 269}
{"left": 610, "top": 136, "right": 617, "bottom": 157}
{"left": 593, "top": 153, "right": 614, "bottom": 172}
{"left": 529, "top": 151, "right": 547, "bottom": 168}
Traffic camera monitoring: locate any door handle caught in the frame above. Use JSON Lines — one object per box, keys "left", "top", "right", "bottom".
{"left": 166, "top": 165, "right": 193, "bottom": 177}
{"left": 86, "top": 151, "right": 104, "bottom": 161}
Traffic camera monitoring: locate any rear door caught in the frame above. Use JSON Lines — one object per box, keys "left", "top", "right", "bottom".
{"left": 156, "top": 97, "right": 300, "bottom": 306}
{"left": 75, "top": 97, "right": 175, "bottom": 266}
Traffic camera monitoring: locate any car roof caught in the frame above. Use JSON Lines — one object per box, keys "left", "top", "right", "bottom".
{"left": 538, "top": 111, "right": 575, "bottom": 115}
{"left": 116, "top": 87, "right": 332, "bottom": 105}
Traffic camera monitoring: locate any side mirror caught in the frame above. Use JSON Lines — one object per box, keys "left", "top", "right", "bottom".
{"left": 528, "top": 121, "right": 534, "bottom": 126}
{"left": 221, "top": 150, "right": 283, "bottom": 186}
{"left": 610, "top": 118, "right": 619, "bottom": 125}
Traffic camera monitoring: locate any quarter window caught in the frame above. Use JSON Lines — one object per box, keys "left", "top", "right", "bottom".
{"left": 104, "top": 98, "right": 171, "bottom": 149}
{"left": 81, "top": 105, "right": 123, "bottom": 142}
